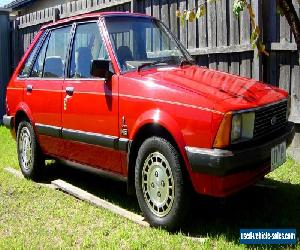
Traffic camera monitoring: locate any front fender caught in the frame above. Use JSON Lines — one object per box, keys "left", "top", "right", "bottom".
{"left": 129, "top": 109, "right": 193, "bottom": 172}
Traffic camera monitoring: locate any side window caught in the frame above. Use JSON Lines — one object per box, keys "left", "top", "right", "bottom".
{"left": 43, "top": 26, "right": 71, "bottom": 78}
{"left": 69, "top": 22, "right": 109, "bottom": 78}
{"left": 30, "top": 35, "right": 50, "bottom": 77}
{"left": 19, "top": 32, "right": 45, "bottom": 78}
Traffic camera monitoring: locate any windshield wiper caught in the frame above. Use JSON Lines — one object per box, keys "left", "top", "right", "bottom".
{"left": 137, "top": 61, "right": 163, "bottom": 72}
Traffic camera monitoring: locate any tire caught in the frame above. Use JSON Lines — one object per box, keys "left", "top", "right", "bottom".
{"left": 135, "top": 136, "right": 190, "bottom": 230}
{"left": 17, "top": 120, "right": 45, "bottom": 180}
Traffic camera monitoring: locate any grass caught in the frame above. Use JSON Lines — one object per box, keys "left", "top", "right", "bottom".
{"left": 0, "top": 126, "right": 299, "bottom": 249}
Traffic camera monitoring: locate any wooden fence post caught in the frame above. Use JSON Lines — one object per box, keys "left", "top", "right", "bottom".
{"left": 0, "top": 8, "right": 11, "bottom": 122}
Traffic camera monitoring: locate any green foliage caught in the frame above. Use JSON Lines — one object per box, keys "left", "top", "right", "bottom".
{"left": 232, "top": 0, "right": 246, "bottom": 17}
{"left": 276, "top": 4, "right": 285, "bottom": 16}
{"left": 176, "top": 0, "right": 271, "bottom": 56}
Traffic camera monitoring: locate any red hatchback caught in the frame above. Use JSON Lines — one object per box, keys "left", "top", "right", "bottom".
{"left": 3, "top": 12, "right": 294, "bottom": 230}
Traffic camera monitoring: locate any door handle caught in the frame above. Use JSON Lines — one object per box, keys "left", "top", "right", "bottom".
{"left": 26, "top": 85, "right": 33, "bottom": 92}
{"left": 66, "top": 87, "right": 74, "bottom": 96}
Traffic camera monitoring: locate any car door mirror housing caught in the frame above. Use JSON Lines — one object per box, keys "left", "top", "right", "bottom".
{"left": 91, "top": 59, "right": 112, "bottom": 79}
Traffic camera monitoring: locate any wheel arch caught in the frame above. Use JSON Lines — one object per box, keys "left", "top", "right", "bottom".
{"left": 14, "top": 103, "right": 34, "bottom": 134}
{"left": 127, "top": 110, "right": 192, "bottom": 195}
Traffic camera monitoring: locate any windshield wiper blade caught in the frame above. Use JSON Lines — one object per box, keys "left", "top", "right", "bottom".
{"left": 137, "top": 61, "right": 162, "bottom": 72}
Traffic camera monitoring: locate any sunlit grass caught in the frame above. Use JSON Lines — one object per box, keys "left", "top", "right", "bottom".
{"left": 0, "top": 126, "right": 299, "bottom": 249}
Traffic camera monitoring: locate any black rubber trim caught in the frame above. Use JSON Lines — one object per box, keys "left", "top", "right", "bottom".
{"left": 62, "top": 128, "right": 118, "bottom": 149}
{"left": 2, "top": 115, "right": 14, "bottom": 129}
{"left": 117, "top": 138, "right": 130, "bottom": 152}
{"left": 34, "top": 123, "right": 130, "bottom": 152}
{"left": 36, "top": 123, "right": 61, "bottom": 138}
{"left": 186, "top": 122, "right": 295, "bottom": 176}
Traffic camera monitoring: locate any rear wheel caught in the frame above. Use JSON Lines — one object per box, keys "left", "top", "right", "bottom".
{"left": 135, "top": 137, "right": 190, "bottom": 230}
{"left": 17, "top": 121, "right": 45, "bottom": 180}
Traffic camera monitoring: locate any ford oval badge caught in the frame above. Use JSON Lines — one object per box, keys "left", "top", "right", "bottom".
{"left": 271, "top": 116, "right": 277, "bottom": 126}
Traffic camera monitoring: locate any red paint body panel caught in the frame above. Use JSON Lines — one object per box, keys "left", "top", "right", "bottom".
{"left": 5, "top": 12, "right": 291, "bottom": 198}
{"left": 62, "top": 76, "right": 122, "bottom": 173}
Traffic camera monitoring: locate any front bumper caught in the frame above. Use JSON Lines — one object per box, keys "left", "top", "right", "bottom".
{"left": 2, "top": 115, "right": 14, "bottom": 129}
{"left": 186, "top": 122, "right": 295, "bottom": 177}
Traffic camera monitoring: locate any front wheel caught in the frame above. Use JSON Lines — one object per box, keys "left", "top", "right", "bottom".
{"left": 17, "top": 121, "right": 45, "bottom": 180}
{"left": 135, "top": 137, "right": 190, "bottom": 230}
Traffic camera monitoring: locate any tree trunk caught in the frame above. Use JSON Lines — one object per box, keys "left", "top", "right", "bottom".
{"left": 277, "top": 0, "right": 300, "bottom": 65}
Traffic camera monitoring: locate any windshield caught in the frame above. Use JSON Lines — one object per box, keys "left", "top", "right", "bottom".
{"left": 104, "top": 16, "right": 194, "bottom": 72}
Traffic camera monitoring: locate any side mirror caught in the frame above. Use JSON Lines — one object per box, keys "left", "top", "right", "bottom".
{"left": 91, "top": 59, "right": 112, "bottom": 79}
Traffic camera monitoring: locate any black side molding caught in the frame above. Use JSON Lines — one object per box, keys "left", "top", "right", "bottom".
{"left": 62, "top": 128, "right": 117, "bottom": 149}
{"left": 2, "top": 115, "right": 14, "bottom": 129}
{"left": 34, "top": 123, "right": 130, "bottom": 152}
{"left": 62, "top": 128, "right": 130, "bottom": 152}
{"left": 36, "top": 123, "right": 61, "bottom": 138}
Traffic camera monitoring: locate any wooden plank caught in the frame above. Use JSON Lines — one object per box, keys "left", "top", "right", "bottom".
{"left": 239, "top": 0, "right": 250, "bottom": 44}
{"left": 52, "top": 179, "right": 150, "bottom": 227}
{"left": 290, "top": 52, "right": 300, "bottom": 123}
{"left": 187, "top": 0, "right": 196, "bottom": 49}
{"left": 161, "top": 0, "right": 169, "bottom": 50}
{"left": 207, "top": 0, "right": 216, "bottom": 48}
{"left": 152, "top": 0, "right": 160, "bottom": 51}
{"left": 239, "top": 2, "right": 251, "bottom": 79}
{"left": 230, "top": 54, "right": 240, "bottom": 75}
{"left": 209, "top": 54, "right": 217, "bottom": 69}
{"left": 188, "top": 44, "right": 253, "bottom": 55}
{"left": 240, "top": 52, "right": 252, "bottom": 78}
{"left": 87, "top": 0, "right": 93, "bottom": 8}
{"left": 280, "top": 3, "right": 290, "bottom": 43}
{"left": 77, "top": 0, "right": 83, "bottom": 11}
{"left": 216, "top": 0, "right": 227, "bottom": 47}
{"left": 4, "top": 167, "right": 56, "bottom": 189}
{"left": 198, "top": 1, "right": 207, "bottom": 48}
{"left": 131, "top": 0, "right": 139, "bottom": 12}
{"left": 145, "top": 0, "right": 152, "bottom": 52}
{"left": 5, "top": 167, "right": 23, "bottom": 178}
{"left": 218, "top": 54, "right": 228, "bottom": 73}
{"left": 278, "top": 52, "right": 291, "bottom": 92}
{"left": 169, "top": 0, "right": 178, "bottom": 38}
{"left": 269, "top": 42, "right": 298, "bottom": 51}
{"left": 179, "top": 0, "right": 187, "bottom": 47}
{"left": 18, "top": 0, "right": 132, "bottom": 28}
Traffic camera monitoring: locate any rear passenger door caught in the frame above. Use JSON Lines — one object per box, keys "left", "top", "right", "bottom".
{"left": 61, "top": 21, "right": 122, "bottom": 173}
{"left": 24, "top": 26, "right": 72, "bottom": 157}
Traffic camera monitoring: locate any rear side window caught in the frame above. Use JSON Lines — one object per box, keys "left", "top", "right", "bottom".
{"left": 43, "top": 26, "right": 71, "bottom": 78}
{"left": 69, "top": 22, "right": 109, "bottom": 78}
{"left": 19, "top": 32, "right": 45, "bottom": 78}
{"left": 31, "top": 35, "right": 50, "bottom": 77}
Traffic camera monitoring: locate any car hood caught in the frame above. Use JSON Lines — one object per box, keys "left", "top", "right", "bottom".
{"left": 132, "top": 65, "right": 287, "bottom": 113}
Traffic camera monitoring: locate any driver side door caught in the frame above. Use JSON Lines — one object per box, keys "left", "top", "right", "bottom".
{"left": 61, "top": 21, "right": 122, "bottom": 174}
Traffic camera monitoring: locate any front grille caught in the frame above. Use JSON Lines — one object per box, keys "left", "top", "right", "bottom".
{"left": 253, "top": 100, "right": 288, "bottom": 139}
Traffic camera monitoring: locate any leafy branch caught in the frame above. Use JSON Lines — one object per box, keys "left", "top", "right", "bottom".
{"left": 176, "top": 0, "right": 269, "bottom": 55}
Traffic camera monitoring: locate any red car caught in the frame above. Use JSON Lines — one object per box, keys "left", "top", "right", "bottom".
{"left": 3, "top": 12, "right": 294, "bottom": 230}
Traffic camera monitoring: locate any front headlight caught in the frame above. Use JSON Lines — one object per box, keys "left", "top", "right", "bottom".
{"left": 231, "top": 112, "right": 255, "bottom": 143}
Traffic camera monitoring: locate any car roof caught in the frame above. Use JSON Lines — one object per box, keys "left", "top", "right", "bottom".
{"left": 41, "top": 12, "right": 153, "bottom": 30}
